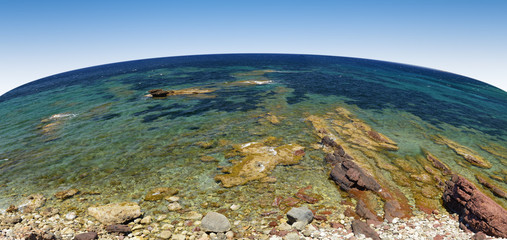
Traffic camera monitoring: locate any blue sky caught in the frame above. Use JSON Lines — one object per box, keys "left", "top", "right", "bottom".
{"left": 1, "top": 0, "right": 506, "bottom": 95}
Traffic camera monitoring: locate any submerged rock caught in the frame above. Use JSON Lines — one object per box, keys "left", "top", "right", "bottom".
{"left": 54, "top": 188, "right": 79, "bottom": 199}
{"left": 443, "top": 174, "right": 507, "bottom": 238}
{"left": 87, "top": 202, "right": 141, "bottom": 225}
{"left": 105, "top": 224, "right": 131, "bottom": 234}
{"left": 475, "top": 174, "right": 507, "bottom": 199}
{"left": 215, "top": 138, "right": 305, "bottom": 187}
{"left": 432, "top": 135, "right": 491, "bottom": 168}
{"left": 201, "top": 212, "right": 231, "bottom": 233}
{"left": 19, "top": 194, "right": 46, "bottom": 213}
{"left": 144, "top": 187, "right": 179, "bottom": 201}
{"left": 74, "top": 232, "right": 98, "bottom": 240}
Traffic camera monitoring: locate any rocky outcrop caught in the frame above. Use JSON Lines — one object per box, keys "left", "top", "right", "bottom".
{"left": 200, "top": 212, "right": 231, "bottom": 233}
{"left": 87, "top": 202, "right": 141, "bottom": 225}
{"left": 146, "top": 88, "right": 214, "bottom": 98}
{"left": 432, "top": 135, "right": 491, "bottom": 169}
{"left": 443, "top": 174, "right": 507, "bottom": 238}
{"left": 330, "top": 159, "right": 381, "bottom": 192}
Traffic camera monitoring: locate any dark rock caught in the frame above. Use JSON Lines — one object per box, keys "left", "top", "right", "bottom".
{"left": 443, "top": 174, "right": 507, "bottom": 238}
{"left": 351, "top": 219, "right": 380, "bottom": 240}
{"left": 148, "top": 89, "right": 170, "bottom": 97}
{"left": 25, "top": 232, "right": 56, "bottom": 240}
{"left": 325, "top": 146, "right": 353, "bottom": 165}
{"left": 330, "top": 159, "right": 381, "bottom": 192}
{"left": 426, "top": 153, "right": 452, "bottom": 175}
{"left": 6, "top": 205, "right": 17, "bottom": 213}
{"left": 74, "top": 232, "right": 98, "bottom": 240}
{"left": 105, "top": 224, "right": 131, "bottom": 234}
{"left": 200, "top": 212, "right": 231, "bottom": 233}
{"left": 287, "top": 206, "right": 314, "bottom": 225}
{"left": 321, "top": 136, "right": 339, "bottom": 148}
{"left": 476, "top": 175, "right": 507, "bottom": 199}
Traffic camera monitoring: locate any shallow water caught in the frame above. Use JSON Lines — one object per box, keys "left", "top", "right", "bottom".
{"left": 0, "top": 54, "right": 506, "bottom": 218}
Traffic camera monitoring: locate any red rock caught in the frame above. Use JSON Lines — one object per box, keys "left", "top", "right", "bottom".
{"left": 355, "top": 200, "right": 381, "bottom": 222}
{"left": 443, "top": 174, "right": 507, "bottom": 238}
{"left": 433, "top": 234, "right": 444, "bottom": 240}
{"left": 472, "top": 232, "right": 488, "bottom": 240}
{"left": 351, "top": 219, "right": 380, "bottom": 240}
{"left": 330, "top": 159, "right": 381, "bottom": 192}
{"left": 331, "top": 222, "right": 345, "bottom": 228}
{"left": 383, "top": 200, "right": 406, "bottom": 222}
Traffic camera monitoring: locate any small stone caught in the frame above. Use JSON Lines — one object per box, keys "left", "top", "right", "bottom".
{"left": 65, "top": 211, "right": 77, "bottom": 220}
{"left": 74, "top": 232, "right": 98, "bottom": 240}
{"left": 159, "top": 230, "right": 172, "bottom": 239}
{"left": 287, "top": 207, "right": 314, "bottom": 225}
{"left": 6, "top": 205, "right": 17, "bottom": 213}
{"left": 292, "top": 221, "right": 307, "bottom": 231}
{"left": 182, "top": 211, "right": 203, "bottom": 220}
{"left": 284, "top": 232, "right": 300, "bottom": 240}
{"left": 157, "top": 215, "right": 167, "bottom": 221}
{"left": 168, "top": 202, "right": 182, "bottom": 211}
{"left": 165, "top": 196, "right": 180, "bottom": 202}
{"left": 225, "top": 231, "right": 234, "bottom": 239}
{"left": 140, "top": 216, "right": 152, "bottom": 224}
{"left": 278, "top": 222, "right": 292, "bottom": 231}
{"left": 106, "top": 224, "right": 132, "bottom": 234}
{"left": 302, "top": 224, "right": 316, "bottom": 237}
{"left": 172, "top": 234, "right": 186, "bottom": 240}
{"left": 87, "top": 202, "right": 141, "bottom": 225}
{"left": 201, "top": 212, "right": 231, "bottom": 232}
{"left": 230, "top": 204, "right": 240, "bottom": 211}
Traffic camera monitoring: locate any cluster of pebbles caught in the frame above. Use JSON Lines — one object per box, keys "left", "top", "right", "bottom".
{"left": 2, "top": 202, "right": 502, "bottom": 240}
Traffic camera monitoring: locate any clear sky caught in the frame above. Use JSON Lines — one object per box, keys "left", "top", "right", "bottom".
{"left": 1, "top": 0, "right": 506, "bottom": 96}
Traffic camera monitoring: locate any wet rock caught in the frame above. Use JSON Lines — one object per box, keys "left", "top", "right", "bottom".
{"left": 443, "top": 174, "right": 507, "bottom": 238}
{"left": 147, "top": 88, "right": 214, "bottom": 98}
{"left": 105, "top": 224, "right": 131, "bottom": 234}
{"left": 74, "top": 232, "right": 98, "bottom": 240}
{"left": 383, "top": 200, "right": 407, "bottom": 222}
{"left": 6, "top": 205, "right": 17, "bottom": 213}
{"left": 167, "top": 202, "right": 182, "bottom": 211}
{"left": 1, "top": 215, "right": 22, "bottom": 225}
{"left": 40, "top": 207, "right": 59, "bottom": 217}
{"left": 19, "top": 194, "right": 46, "bottom": 213}
{"left": 87, "top": 202, "right": 141, "bottom": 225}
{"left": 201, "top": 212, "right": 231, "bottom": 232}
{"left": 330, "top": 159, "right": 381, "bottom": 192}
{"left": 145, "top": 187, "right": 179, "bottom": 201}
{"left": 182, "top": 211, "right": 203, "bottom": 220}
{"left": 65, "top": 211, "right": 77, "bottom": 220}
{"left": 351, "top": 219, "right": 380, "bottom": 240}
{"left": 54, "top": 188, "right": 79, "bottom": 199}
{"left": 424, "top": 151, "right": 452, "bottom": 175}
{"left": 355, "top": 200, "right": 380, "bottom": 223}
{"left": 321, "top": 136, "right": 339, "bottom": 149}
{"left": 287, "top": 206, "right": 313, "bottom": 225}
{"left": 325, "top": 146, "right": 353, "bottom": 165}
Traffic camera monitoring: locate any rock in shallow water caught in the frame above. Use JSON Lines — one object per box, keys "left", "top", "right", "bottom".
{"left": 201, "top": 212, "right": 231, "bottom": 232}
{"left": 54, "top": 188, "right": 79, "bottom": 199}
{"left": 74, "top": 232, "right": 98, "bottom": 240}
{"left": 443, "top": 174, "right": 507, "bottom": 238}
{"left": 287, "top": 207, "right": 313, "bottom": 225}
{"left": 87, "top": 202, "right": 141, "bottom": 225}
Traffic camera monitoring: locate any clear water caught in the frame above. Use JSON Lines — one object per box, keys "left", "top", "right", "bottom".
{"left": 0, "top": 54, "right": 505, "bottom": 217}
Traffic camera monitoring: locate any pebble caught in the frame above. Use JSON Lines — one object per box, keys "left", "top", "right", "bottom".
{"left": 230, "top": 204, "right": 240, "bottom": 211}
{"left": 140, "top": 216, "right": 151, "bottom": 224}
{"left": 168, "top": 202, "right": 182, "bottom": 211}
{"left": 65, "top": 212, "right": 77, "bottom": 220}
{"left": 284, "top": 232, "right": 300, "bottom": 240}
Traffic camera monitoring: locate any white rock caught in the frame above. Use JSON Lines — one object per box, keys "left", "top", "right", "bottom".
{"left": 87, "top": 202, "right": 141, "bottom": 225}
{"left": 65, "top": 212, "right": 76, "bottom": 220}
{"left": 230, "top": 204, "right": 240, "bottom": 211}
{"left": 167, "top": 202, "right": 182, "bottom": 211}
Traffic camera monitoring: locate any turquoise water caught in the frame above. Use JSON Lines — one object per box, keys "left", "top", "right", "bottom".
{"left": 0, "top": 54, "right": 506, "bottom": 216}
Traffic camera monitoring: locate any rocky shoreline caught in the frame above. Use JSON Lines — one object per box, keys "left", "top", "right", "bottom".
{"left": 0, "top": 202, "right": 500, "bottom": 240}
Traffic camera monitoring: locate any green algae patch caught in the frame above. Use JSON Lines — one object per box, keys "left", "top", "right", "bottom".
{"left": 215, "top": 139, "right": 305, "bottom": 187}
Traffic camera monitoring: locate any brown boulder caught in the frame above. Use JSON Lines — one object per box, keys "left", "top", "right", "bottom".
{"left": 330, "top": 159, "right": 381, "bottom": 192}
{"left": 443, "top": 174, "right": 507, "bottom": 238}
